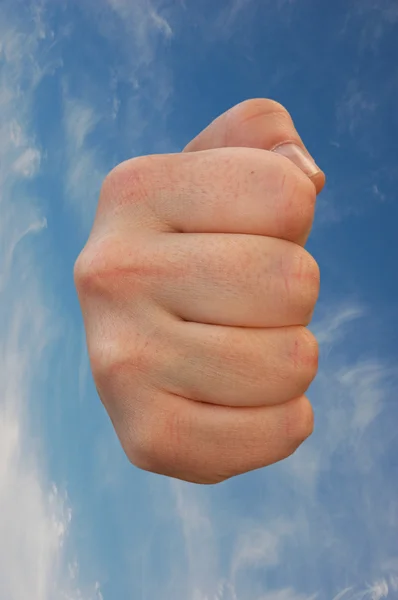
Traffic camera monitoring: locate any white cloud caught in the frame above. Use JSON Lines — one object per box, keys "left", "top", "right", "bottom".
{"left": 59, "top": 0, "right": 177, "bottom": 232}
{"left": 231, "top": 519, "right": 296, "bottom": 577}
{"left": 333, "top": 588, "right": 355, "bottom": 600}
{"left": 171, "top": 480, "right": 321, "bottom": 600}
{"left": 62, "top": 93, "right": 106, "bottom": 232}
{"left": 337, "top": 80, "right": 377, "bottom": 137}
{"left": 2, "top": 3, "right": 395, "bottom": 600}
{"left": 169, "top": 299, "right": 397, "bottom": 600}
{"left": 258, "top": 590, "right": 317, "bottom": 600}
{"left": 311, "top": 303, "right": 366, "bottom": 346}
{"left": 311, "top": 302, "right": 396, "bottom": 438}
{"left": 105, "top": 0, "right": 173, "bottom": 43}
{"left": 332, "top": 579, "right": 390, "bottom": 600}
{"left": 0, "top": 214, "right": 101, "bottom": 599}
{"left": 171, "top": 480, "right": 220, "bottom": 599}
{"left": 0, "top": 408, "right": 70, "bottom": 598}
{"left": 81, "top": 0, "right": 175, "bottom": 80}
{"left": 341, "top": 1, "right": 398, "bottom": 54}
{"left": 313, "top": 186, "right": 364, "bottom": 227}
{"left": 0, "top": 3, "right": 102, "bottom": 599}
{"left": 12, "top": 146, "right": 42, "bottom": 177}
{"left": 337, "top": 361, "right": 395, "bottom": 432}
{"left": 64, "top": 99, "right": 99, "bottom": 151}
{"left": 0, "top": 216, "right": 47, "bottom": 293}
{"left": 149, "top": 7, "right": 173, "bottom": 38}
{"left": 289, "top": 303, "right": 397, "bottom": 476}
{"left": 372, "top": 184, "right": 386, "bottom": 203}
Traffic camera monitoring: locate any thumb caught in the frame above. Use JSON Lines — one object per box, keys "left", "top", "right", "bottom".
{"left": 183, "top": 98, "right": 325, "bottom": 194}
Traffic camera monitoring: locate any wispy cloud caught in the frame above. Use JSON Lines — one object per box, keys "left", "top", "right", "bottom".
{"left": 105, "top": 0, "right": 174, "bottom": 46}
{"left": 171, "top": 481, "right": 220, "bottom": 599}
{"left": 62, "top": 92, "right": 106, "bottom": 232}
{"left": 332, "top": 579, "right": 390, "bottom": 600}
{"left": 341, "top": 1, "right": 398, "bottom": 54}
{"left": 337, "top": 360, "right": 396, "bottom": 432}
{"left": 87, "top": 0, "right": 174, "bottom": 84}
{"left": 230, "top": 518, "right": 296, "bottom": 578}
{"left": 303, "top": 302, "right": 396, "bottom": 461}
{"left": 311, "top": 302, "right": 366, "bottom": 346}
{"left": 2, "top": 3, "right": 396, "bottom": 600}
{"left": 0, "top": 4, "right": 102, "bottom": 598}
{"left": 258, "top": 590, "right": 317, "bottom": 600}
{"left": 336, "top": 80, "right": 376, "bottom": 138}
{"left": 12, "top": 146, "right": 42, "bottom": 177}
{"left": 169, "top": 300, "right": 397, "bottom": 600}
{"left": 59, "top": 0, "right": 176, "bottom": 233}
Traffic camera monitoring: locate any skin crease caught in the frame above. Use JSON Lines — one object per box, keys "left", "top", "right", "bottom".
{"left": 74, "top": 98, "right": 326, "bottom": 485}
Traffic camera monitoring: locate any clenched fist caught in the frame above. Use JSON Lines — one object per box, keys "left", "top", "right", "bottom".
{"left": 74, "top": 99, "right": 325, "bottom": 484}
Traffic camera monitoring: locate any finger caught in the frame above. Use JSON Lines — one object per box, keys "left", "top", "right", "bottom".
{"left": 121, "top": 232, "right": 319, "bottom": 328}
{"left": 95, "top": 147, "right": 317, "bottom": 247}
{"left": 109, "top": 386, "right": 314, "bottom": 485}
{"left": 183, "top": 98, "right": 325, "bottom": 194}
{"left": 152, "top": 322, "right": 318, "bottom": 408}
{"left": 79, "top": 232, "right": 319, "bottom": 328}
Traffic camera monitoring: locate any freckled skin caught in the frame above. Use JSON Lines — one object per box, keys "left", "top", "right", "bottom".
{"left": 75, "top": 98, "right": 325, "bottom": 484}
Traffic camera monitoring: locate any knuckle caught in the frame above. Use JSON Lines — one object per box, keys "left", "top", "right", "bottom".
{"left": 298, "top": 397, "right": 315, "bottom": 442}
{"left": 233, "top": 98, "right": 290, "bottom": 120}
{"left": 127, "top": 405, "right": 186, "bottom": 476}
{"left": 98, "top": 154, "right": 176, "bottom": 231}
{"left": 155, "top": 406, "right": 192, "bottom": 472}
{"left": 99, "top": 392, "right": 173, "bottom": 477}
{"left": 100, "top": 156, "right": 151, "bottom": 207}
{"left": 285, "top": 396, "right": 314, "bottom": 453}
{"left": 280, "top": 166, "right": 317, "bottom": 241}
{"left": 73, "top": 236, "right": 121, "bottom": 296}
{"left": 99, "top": 154, "right": 170, "bottom": 221}
{"left": 73, "top": 249, "right": 88, "bottom": 292}
{"left": 291, "top": 247, "right": 320, "bottom": 318}
{"left": 292, "top": 327, "right": 319, "bottom": 385}
{"left": 122, "top": 412, "right": 160, "bottom": 474}
{"left": 73, "top": 234, "right": 148, "bottom": 299}
{"left": 196, "top": 472, "right": 231, "bottom": 485}
{"left": 306, "top": 252, "right": 321, "bottom": 300}
{"left": 89, "top": 333, "right": 157, "bottom": 386}
{"left": 89, "top": 338, "right": 126, "bottom": 384}
{"left": 260, "top": 98, "right": 290, "bottom": 117}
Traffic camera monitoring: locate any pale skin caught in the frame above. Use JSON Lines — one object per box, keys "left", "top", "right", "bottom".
{"left": 74, "top": 98, "right": 326, "bottom": 485}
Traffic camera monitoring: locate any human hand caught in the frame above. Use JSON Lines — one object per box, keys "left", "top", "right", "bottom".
{"left": 74, "top": 99, "right": 325, "bottom": 484}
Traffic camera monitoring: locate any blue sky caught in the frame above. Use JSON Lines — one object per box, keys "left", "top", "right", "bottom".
{"left": 1, "top": 0, "right": 397, "bottom": 599}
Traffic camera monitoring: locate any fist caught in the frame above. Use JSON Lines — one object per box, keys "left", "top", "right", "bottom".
{"left": 74, "top": 99, "right": 325, "bottom": 484}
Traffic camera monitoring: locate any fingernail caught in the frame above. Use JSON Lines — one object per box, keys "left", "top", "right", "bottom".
{"left": 271, "top": 142, "right": 321, "bottom": 178}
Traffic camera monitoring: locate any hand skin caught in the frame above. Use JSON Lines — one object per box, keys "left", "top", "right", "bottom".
{"left": 74, "top": 99, "right": 326, "bottom": 485}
